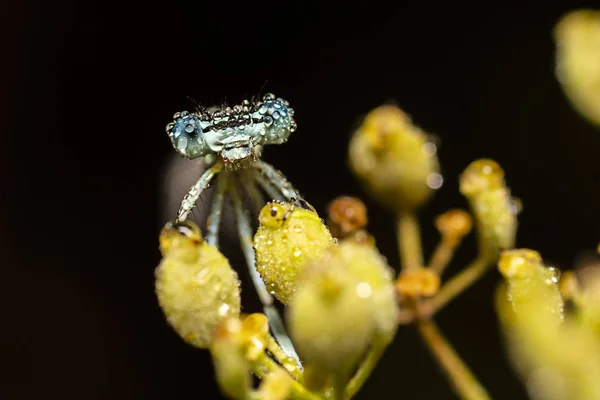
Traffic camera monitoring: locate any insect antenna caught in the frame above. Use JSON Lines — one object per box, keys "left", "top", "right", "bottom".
{"left": 186, "top": 96, "right": 206, "bottom": 114}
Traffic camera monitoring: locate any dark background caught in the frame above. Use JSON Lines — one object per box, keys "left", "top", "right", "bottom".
{"left": 4, "top": 1, "right": 600, "bottom": 399}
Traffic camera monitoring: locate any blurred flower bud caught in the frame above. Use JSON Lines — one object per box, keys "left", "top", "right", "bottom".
{"left": 326, "top": 196, "right": 368, "bottom": 239}
{"left": 254, "top": 201, "right": 336, "bottom": 304}
{"left": 240, "top": 313, "right": 269, "bottom": 361}
{"left": 257, "top": 369, "right": 293, "bottom": 400}
{"left": 287, "top": 265, "right": 374, "bottom": 374}
{"left": 434, "top": 209, "right": 473, "bottom": 247}
{"left": 348, "top": 104, "right": 441, "bottom": 211}
{"left": 573, "top": 252, "right": 600, "bottom": 334}
{"left": 288, "top": 237, "right": 399, "bottom": 374}
{"left": 210, "top": 318, "right": 251, "bottom": 400}
{"left": 155, "top": 220, "right": 241, "bottom": 348}
{"left": 498, "top": 249, "right": 563, "bottom": 326}
{"left": 496, "top": 249, "right": 600, "bottom": 400}
{"left": 334, "top": 237, "right": 400, "bottom": 342}
{"left": 396, "top": 268, "right": 441, "bottom": 298}
{"left": 554, "top": 9, "right": 600, "bottom": 126}
{"left": 459, "top": 159, "right": 518, "bottom": 256}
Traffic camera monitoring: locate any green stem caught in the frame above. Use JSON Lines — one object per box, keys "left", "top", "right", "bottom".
{"left": 418, "top": 320, "right": 491, "bottom": 400}
{"left": 428, "top": 240, "right": 456, "bottom": 276}
{"left": 397, "top": 211, "right": 424, "bottom": 271}
{"left": 343, "top": 339, "right": 387, "bottom": 399}
{"left": 427, "top": 256, "right": 491, "bottom": 314}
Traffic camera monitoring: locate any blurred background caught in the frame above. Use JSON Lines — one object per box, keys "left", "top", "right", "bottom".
{"left": 3, "top": 1, "right": 600, "bottom": 399}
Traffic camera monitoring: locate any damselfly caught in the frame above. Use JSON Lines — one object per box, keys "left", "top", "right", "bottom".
{"left": 165, "top": 93, "right": 312, "bottom": 367}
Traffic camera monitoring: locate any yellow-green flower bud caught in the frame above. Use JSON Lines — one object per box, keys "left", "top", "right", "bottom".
{"left": 155, "top": 221, "right": 241, "bottom": 348}
{"left": 254, "top": 201, "right": 336, "bottom": 304}
{"left": 287, "top": 265, "right": 374, "bottom": 374}
{"left": 496, "top": 250, "right": 600, "bottom": 400}
{"left": 288, "top": 237, "right": 399, "bottom": 373}
{"left": 554, "top": 9, "right": 600, "bottom": 126}
{"left": 257, "top": 369, "right": 293, "bottom": 400}
{"left": 332, "top": 237, "right": 399, "bottom": 342}
{"left": 459, "top": 159, "right": 518, "bottom": 256}
{"left": 498, "top": 249, "right": 563, "bottom": 326}
{"left": 210, "top": 318, "right": 251, "bottom": 400}
{"left": 348, "top": 104, "right": 441, "bottom": 211}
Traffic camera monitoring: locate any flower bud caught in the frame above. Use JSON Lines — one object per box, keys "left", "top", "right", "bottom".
{"left": 155, "top": 220, "right": 241, "bottom": 348}
{"left": 326, "top": 196, "right": 368, "bottom": 239}
{"left": 287, "top": 265, "right": 374, "bottom": 374}
{"left": 459, "top": 159, "right": 518, "bottom": 256}
{"left": 498, "top": 249, "right": 563, "bottom": 326}
{"left": 257, "top": 369, "right": 293, "bottom": 400}
{"left": 210, "top": 318, "right": 251, "bottom": 400}
{"left": 554, "top": 9, "right": 600, "bottom": 126}
{"left": 434, "top": 209, "right": 473, "bottom": 247}
{"left": 348, "top": 104, "right": 441, "bottom": 211}
{"left": 254, "top": 201, "right": 336, "bottom": 304}
{"left": 334, "top": 238, "right": 400, "bottom": 341}
{"left": 288, "top": 237, "right": 399, "bottom": 373}
{"left": 396, "top": 268, "right": 441, "bottom": 298}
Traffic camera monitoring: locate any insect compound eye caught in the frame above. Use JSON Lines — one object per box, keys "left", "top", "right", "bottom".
{"left": 255, "top": 96, "right": 296, "bottom": 145}
{"left": 166, "top": 111, "right": 209, "bottom": 159}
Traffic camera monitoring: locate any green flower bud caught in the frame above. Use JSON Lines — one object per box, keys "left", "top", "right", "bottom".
{"left": 210, "top": 318, "right": 251, "bottom": 400}
{"left": 496, "top": 250, "right": 600, "bottom": 400}
{"left": 498, "top": 249, "right": 563, "bottom": 327}
{"left": 459, "top": 159, "right": 518, "bottom": 256}
{"left": 555, "top": 9, "right": 600, "bottom": 126}
{"left": 333, "top": 237, "right": 399, "bottom": 342}
{"left": 288, "top": 265, "right": 374, "bottom": 374}
{"left": 155, "top": 221, "right": 241, "bottom": 348}
{"left": 254, "top": 201, "right": 336, "bottom": 304}
{"left": 348, "top": 104, "right": 441, "bottom": 211}
{"left": 288, "top": 237, "right": 399, "bottom": 374}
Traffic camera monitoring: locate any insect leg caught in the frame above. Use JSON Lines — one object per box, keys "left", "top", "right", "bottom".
{"left": 176, "top": 161, "right": 223, "bottom": 222}
{"left": 229, "top": 181, "right": 302, "bottom": 369}
{"left": 205, "top": 171, "right": 229, "bottom": 247}
{"left": 254, "top": 161, "right": 316, "bottom": 212}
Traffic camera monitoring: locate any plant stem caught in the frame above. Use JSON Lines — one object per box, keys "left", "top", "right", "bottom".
{"left": 427, "top": 256, "right": 492, "bottom": 314}
{"left": 344, "top": 339, "right": 387, "bottom": 399}
{"left": 418, "top": 320, "right": 491, "bottom": 400}
{"left": 428, "top": 240, "right": 456, "bottom": 276}
{"left": 397, "top": 211, "right": 424, "bottom": 271}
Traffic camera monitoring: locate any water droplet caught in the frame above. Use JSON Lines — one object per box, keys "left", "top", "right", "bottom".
{"left": 218, "top": 303, "right": 230, "bottom": 316}
{"left": 294, "top": 226, "right": 302, "bottom": 233}
{"left": 293, "top": 249, "right": 302, "bottom": 257}
{"left": 421, "top": 141, "right": 437, "bottom": 157}
{"left": 196, "top": 268, "right": 210, "bottom": 285}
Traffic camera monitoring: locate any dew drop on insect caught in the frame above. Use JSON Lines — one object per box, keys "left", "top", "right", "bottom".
{"left": 293, "top": 249, "right": 302, "bottom": 258}
{"left": 294, "top": 226, "right": 302, "bottom": 233}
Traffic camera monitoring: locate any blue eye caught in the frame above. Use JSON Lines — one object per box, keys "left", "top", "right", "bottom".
{"left": 257, "top": 96, "right": 296, "bottom": 144}
{"left": 166, "top": 111, "right": 209, "bottom": 159}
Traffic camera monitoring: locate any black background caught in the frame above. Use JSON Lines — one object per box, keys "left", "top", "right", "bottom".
{"left": 4, "top": 1, "right": 600, "bottom": 399}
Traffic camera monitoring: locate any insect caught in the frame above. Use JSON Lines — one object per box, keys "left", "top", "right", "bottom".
{"left": 165, "top": 93, "right": 311, "bottom": 366}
